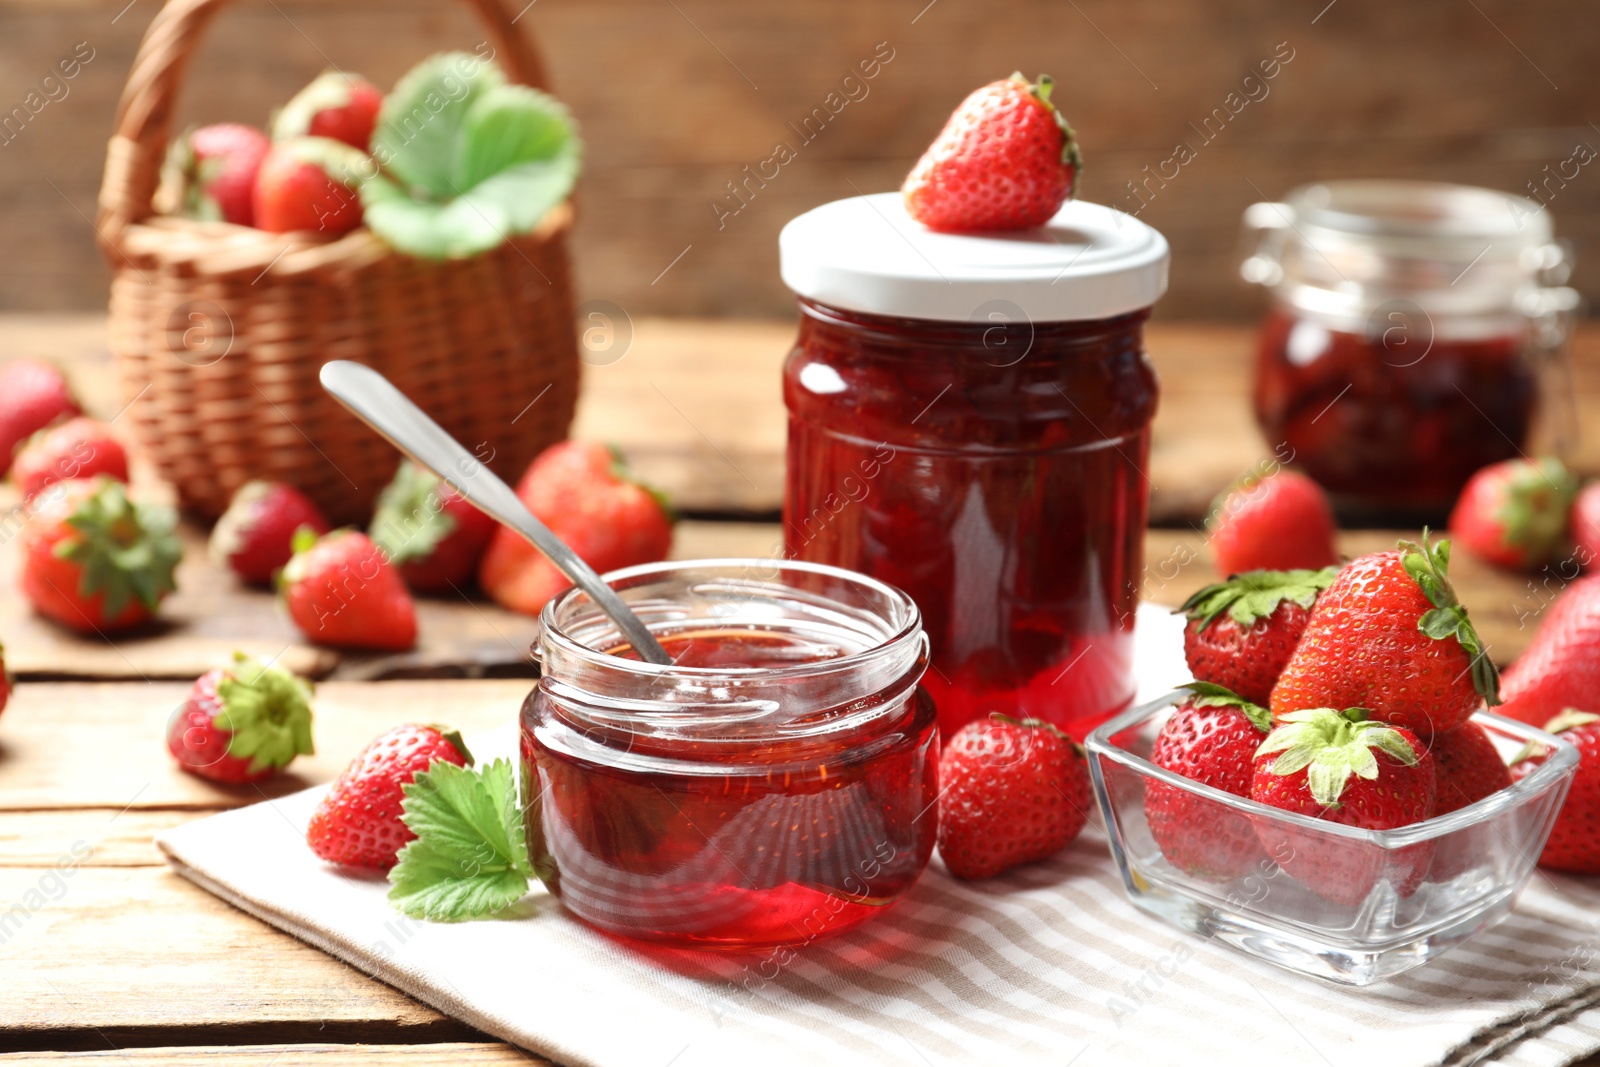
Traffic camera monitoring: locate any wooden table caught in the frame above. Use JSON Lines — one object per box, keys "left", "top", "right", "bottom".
{"left": 2, "top": 316, "right": 1596, "bottom": 1064}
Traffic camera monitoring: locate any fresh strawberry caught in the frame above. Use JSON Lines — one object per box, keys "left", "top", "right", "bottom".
{"left": 253, "top": 136, "right": 369, "bottom": 235}
{"left": 167, "top": 653, "right": 314, "bottom": 784}
{"left": 1449, "top": 457, "right": 1577, "bottom": 571}
{"left": 1270, "top": 533, "right": 1498, "bottom": 738}
{"left": 937, "top": 715, "right": 1090, "bottom": 879}
{"left": 164, "top": 123, "right": 271, "bottom": 226}
{"left": 210, "top": 480, "right": 330, "bottom": 587}
{"left": 11, "top": 417, "right": 128, "bottom": 499}
{"left": 20, "top": 477, "right": 181, "bottom": 633}
{"left": 1498, "top": 573, "right": 1600, "bottom": 728}
{"left": 281, "top": 529, "right": 417, "bottom": 650}
{"left": 479, "top": 443, "right": 674, "bottom": 617}
{"left": 271, "top": 71, "right": 383, "bottom": 151}
{"left": 370, "top": 461, "right": 496, "bottom": 594}
{"left": 306, "top": 724, "right": 472, "bottom": 869}
{"left": 1250, "top": 708, "right": 1437, "bottom": 905}
{"left": 0, "top": 359, "right": 79, "bottom": 475}
{"left": 1179, "top": 567, "right": 1339, "bottom": 705}
{"left": 1208, "top": 469, "right": 1338, "bottom": 576}
{"left": 1429, "top": 721, "right": 1512, "bottom": 814}
{"left": 902, "top": 73, "right": 1081, "bottom": 232}
{"left": 1145, "top": 683, "right": 1272, "bottom": 880}
{"left": 1571, "top": 482, "right": 1600, "bottom": 570}
{"left": 1512, "top": 710, "right": 1600, "bottom": 873}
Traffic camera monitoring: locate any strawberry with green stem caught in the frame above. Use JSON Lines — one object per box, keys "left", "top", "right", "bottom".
{"left": 1270, "top": 531, "right": 1498, "bottom": 739}
{"left": 280, "top": 528, "right": 417, "bottom": 650}
{"left": 1146, "top": 682, "right": 1273, "bottom": 879}
{"left": 167, "top": 653, "right": 315, "bottom": 784}
{"left": 1250, "top": 708, "right": 1437, "bottom": 905}
{"left": 1449, "top": 457, "right": 1577, "bottom": 571}
{"left": 370, "top": 461, "right": 496, "bottom": 594}
{"left": 902, "top": 73, "right": 1081, "bottom": 233}
{"left": 1179, "top": 566, "right": 1339, "bottom": 705}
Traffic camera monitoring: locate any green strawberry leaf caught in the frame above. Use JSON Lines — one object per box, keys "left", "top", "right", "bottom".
{"left": 1397, "top": 528, "right": 1501, "bottom": 706}
{"left": 370, "top": 461, "right": 458, "bottom": 566}
{"left": 1256, "top": 708, "right": 1418, "bottom": 807}
{"left": 363, "top": 55, "right": 579, "bottom": 261}
{"left": 1178, "top": 680, "right": 1272, "bottom": 733}
{"left": 387, "top": 758, "right": 532, "bottom": 922}
{"left": 1177, "top": 566, "right": 1340, "bottom": 631}
{"left": 213, "top": 652, "right": 315, "bottom": 774}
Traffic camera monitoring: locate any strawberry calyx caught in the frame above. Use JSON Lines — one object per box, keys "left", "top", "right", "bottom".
{"left": 1512, "top": 708, "right": 1600, "bottom": 765}
{"left": 606, "top": 444, "right": 677, "bottom": 522}
{"left": 1399, "top": 529, "right": 1501, "bottom": 706}
{"left": 371, "top": 461, "right": 459, "bottom": 566}
{"left": 985, "top": 712, "right": 1083, "bottom": 756}
{"left": 1011, "top": 72, "right": 1082, "bottom": 189}
{"left": 1255, "top": 707, "right": 1420, "bottom": 808}
{"left": 428, "top": 725, "right": 474, "bottom": 766}
{"left": 1178, "top": 566, "right": 1340, "bottom": 632}
{"left": 280, "top": 524, "right": 332, "bottom": 588}
{"left": 214, "top": 651, "right": 316, "bottom": 774}
{"left": 1179, "top": 681, "right": 1272, "bottom": 734}
{"left": 1497, "top": 457, "right": 1578, "bottom": 556}
{"left": 55, "top": 479, "right": 182, "bottom": 619}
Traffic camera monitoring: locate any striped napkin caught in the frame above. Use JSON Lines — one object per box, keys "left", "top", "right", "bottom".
{"left": 158, "top": 606, "right": 1600, "bottom": 1067}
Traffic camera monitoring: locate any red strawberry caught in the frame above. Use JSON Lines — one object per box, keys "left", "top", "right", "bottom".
{"left": 937, "top": 715, "right": 1090, "bottom": 879}
{"left": 11, "top": 417, "right": 128, "bottom": 499}
{"left": 1145, "top": 683, "right": 1272, "bottom": 880}
{"left": 281, "top": 529, "right": 417, "bottom": 650}
{"left": 479, "top": 443, "right": 675, "bottom": 617}
{"left": 902, "top": 73, "right": 1081, "bottom": 233}
{"left": 370, "top": 461, "right": 497, "bottom": 594}
{"left": 1179, "top": 567, "right": 1339, "bottom": 705}
{"left": 1270, "top": 533, "right": 1498, "bottom": 738}
{"left": 1250, "top": 708, "right": 1437, "bottom": 905}
{"left": 1571, "top": 482, "right": 1600, "bottom": 570}
{"left": 210, "top": 480, "right": 331, "bottom": 587}
{"left": 1209, "top": 469, "right": 1339, "bottom": 576}
{"left": 0, "top": 359, "right": 79, "bottom": 475}
{"left": 253, "top": 137, "right": 369, "bottom": 235}
{"left": 1513, "top": 710, "right": 1600, "bottom": 873}
{"left": 1449, "top": 457, "right": 1577, "bottom": 571}
{"left": 20, "top": 477, "right": 181, "bottom": 633}
{"left": 167, "top": 653, "right": 315, "bottom": 784}
{"left": 164, "top": 123, "right": 271, "bottom": 226}
{"left": 306, "top": 724, "right": 472, "bottom": 869}
{"left": 1498, "top": 573, "right": 1600, "bottom": 728}
{"left": 1429, "top": 721, "right": 1512, "bottom": 815}
{"left": 271, "top": 71, "right": 383, "bottom": 151}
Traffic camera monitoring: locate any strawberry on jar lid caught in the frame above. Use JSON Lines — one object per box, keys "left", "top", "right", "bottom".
{"left": 779, "top": 193, "right": 1168, "bottom": 323}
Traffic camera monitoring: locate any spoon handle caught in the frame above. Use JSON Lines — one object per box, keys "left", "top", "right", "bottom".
{"left": 318, "top": 360, "right": 673, "bottom": 666}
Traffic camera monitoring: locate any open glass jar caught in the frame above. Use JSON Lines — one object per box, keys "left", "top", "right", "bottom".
{"left": 1241, "top": 180, "right": 1580, "bottom": 520}
{"left": 521, "top": 558, "right": 938, "bottom": 949}
{"left": 779, "top": 194, "right": 1168, "bottom": 741}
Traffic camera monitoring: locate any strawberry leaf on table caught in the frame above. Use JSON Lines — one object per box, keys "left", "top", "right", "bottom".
{"left": 363, "top": 54, "right": 579, "bottom": 260}
{"left": 387, "top": 758, "right": 532, "bottom": 921}
{"left": 1398, "top": 529, "right": 1501, "bottom": 706}
{"left": 1179, "top": 566, "right": 1340, "bottom": 631}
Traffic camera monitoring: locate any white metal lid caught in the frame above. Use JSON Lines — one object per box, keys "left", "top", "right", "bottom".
{"left": 779, "top": 192, "right": 1169, "bottom": 323}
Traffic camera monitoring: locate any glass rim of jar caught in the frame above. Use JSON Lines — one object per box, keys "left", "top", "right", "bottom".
{"left": 536, "top": 556, "right": 925, "bottom": 683}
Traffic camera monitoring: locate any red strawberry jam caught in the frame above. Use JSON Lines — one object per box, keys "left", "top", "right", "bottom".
{"left": 521, "top": 561, "right": 938, "bottom": 949}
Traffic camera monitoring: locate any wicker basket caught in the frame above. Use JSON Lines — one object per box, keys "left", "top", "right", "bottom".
{"left": 95, "top": 0, "right": 580, "bottom": 525}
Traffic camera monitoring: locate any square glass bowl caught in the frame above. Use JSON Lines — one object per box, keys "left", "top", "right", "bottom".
{"left": 1086, "top": 692, "right": 1579, "bottom": 985}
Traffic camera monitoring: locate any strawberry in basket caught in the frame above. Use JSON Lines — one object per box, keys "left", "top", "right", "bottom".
{"left": 254, "top": 137, "right": 371, "bottom": 235}
{"left": 163, "top": 123, "right": 272, "bottom": 227}
{"left": 271, "top": 71, "right": 384, "bottom": 151}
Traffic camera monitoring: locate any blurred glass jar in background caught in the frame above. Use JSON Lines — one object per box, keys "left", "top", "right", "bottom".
{"left": 1241, "top": 180, "right": 1580, "bottom": 522}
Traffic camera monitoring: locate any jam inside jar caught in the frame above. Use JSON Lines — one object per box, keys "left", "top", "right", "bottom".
{"left": 521, "top": 559, "right": 938, "bottom": 949}
{"left": 783, "top": 300, "right": 1159, "bottom": 740}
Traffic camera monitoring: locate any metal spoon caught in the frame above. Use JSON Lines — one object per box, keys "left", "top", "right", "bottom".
{"left": 318, "top": 360, "right": 673, "bottom": 665}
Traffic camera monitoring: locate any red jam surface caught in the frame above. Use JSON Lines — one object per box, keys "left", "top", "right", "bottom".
{"left": 521, "top": 628, "right": 938, "bottom": 949}
{"left": 783, "top": 300, "right": 1157, "bottom": 740}
{"left": 1253, "top": 308, "right": 1535, "bottom": 515}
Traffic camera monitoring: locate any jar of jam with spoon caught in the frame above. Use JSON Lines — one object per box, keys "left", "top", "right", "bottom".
{"left": 1241, "top": 180, "right": 1580, "bottom": 522}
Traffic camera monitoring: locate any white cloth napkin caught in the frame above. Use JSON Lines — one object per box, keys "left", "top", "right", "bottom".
{"left": 157, "top": 605, "right": 1600, "bottom": 1067}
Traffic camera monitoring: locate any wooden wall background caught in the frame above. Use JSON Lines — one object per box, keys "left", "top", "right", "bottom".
{"left": 1, "top": 0, "right": 1597, "bottom": 321}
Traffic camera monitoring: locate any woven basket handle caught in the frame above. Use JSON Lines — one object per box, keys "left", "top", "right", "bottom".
{"left": 95, "top": 0, "right": 550, "bottom": 261}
